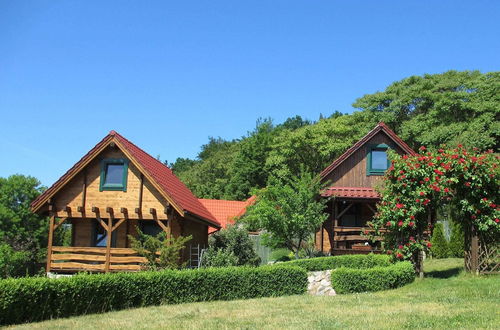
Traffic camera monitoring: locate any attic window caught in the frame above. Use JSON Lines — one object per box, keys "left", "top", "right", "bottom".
{"left": 367, "top": 144, "right": 390, "bottom": 175}
{"left": 99, "top": 159, "right": 129, "bottom": 191}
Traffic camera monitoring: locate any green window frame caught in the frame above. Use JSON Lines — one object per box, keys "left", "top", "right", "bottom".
{"left": 366, "top": 143, "right": 391, "bottom": 176}
{"left": 99, "top": 158, "right": 129, "bottom": 191}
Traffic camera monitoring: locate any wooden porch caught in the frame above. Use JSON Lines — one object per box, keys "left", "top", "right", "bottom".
{"left": 316, "top": 199, "right": 384, "bottom": 254}
{"left": 49, "top": 246, "right": 146, "bottom": 272}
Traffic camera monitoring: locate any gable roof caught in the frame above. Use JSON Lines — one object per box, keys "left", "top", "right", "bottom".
{"left": 31, "top": 131, "right": 220, "bottom": 228}
{"left": 320, "top": 122, "right": 416, "bottom": 178}
{"left": 199, "top": 196, "right": 256, "bottom": 233}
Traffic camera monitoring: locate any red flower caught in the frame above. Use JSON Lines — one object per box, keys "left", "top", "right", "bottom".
{"left": 396, "top": 203, "right": 404, "bottom": 209}
{"left": 409, "top": 221, "right": 415, "bottom": 227}
{"left": 458, "top": 144, "right": 463, "bottom": 148}
{"left": 386, "top": 221, "right": 392, "bottom": 227}
{"left": 398, "top": 245, "right": 403, "bottom": 250}
{"left": 403, "top": 155, "right": 408, "bottom": 160}
{"left": 396, "top": 253, "right": 403, "bottom": 259}
{"left": 490, "top": 203, "right": 496, "bottom": 208}
{"left": 419, "top": 192, "right": 425, "bottom": 196}
{"left": 419, "top": 146, "right": 426, "bottom": 151}
{"left": 471, "top": 215, "right": 476, "bottom": 219}
{"left": 424, "top": 177, "right": 430, "bottom": 182}
{"left": 444, "top": 188, "right": 450, "bottom": 193}
{"left": 426, "top": 242, "right": 432, "bottom": 248}
{"left": 387, "top": 250, "right": 392, "bottom": 255}
{"left": 416, "top": 199, "right": 420, "bottom": 203}
{"left": 399, "top": 170, "right": 404, "bottom": 174}
{"left": 398, "top": 221, "right": 404, "bottom": 227}
{"left": 465, "top": 182, "right": 471, "bottom": 187}
{"left": 409, "top": 236, "right": 415, "bottom": 242}
{"left": 423, "top": 199, "right": 430, "bottom": 206}
{"left": 495, "top": 219, "right": 499, "bottom": 223}
{"left": 410, "top": 215, "right": 415, "bottom": 220}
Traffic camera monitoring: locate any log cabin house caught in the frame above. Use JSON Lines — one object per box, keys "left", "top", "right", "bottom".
{"left": 316, "top": 122, "right": 416, "bottom": 254}
{"left": 31, "top": 131, "right": 223, "bottom": 273}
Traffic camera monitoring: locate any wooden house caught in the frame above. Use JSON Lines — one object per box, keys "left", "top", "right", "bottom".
{"left": 31, "top": 131, "right": 221, "bottom": 273}
{"left": 316, "top": 122, "right": 416, "bottom": 254}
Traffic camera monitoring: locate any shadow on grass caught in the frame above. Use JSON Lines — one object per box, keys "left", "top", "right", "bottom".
{"left": 425, "top": 267, "right": 462, "bottom": 278}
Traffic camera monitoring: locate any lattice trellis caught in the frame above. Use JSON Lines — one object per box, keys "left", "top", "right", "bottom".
{"left": 465, "top": 226, "right": 500, "bottom": 274}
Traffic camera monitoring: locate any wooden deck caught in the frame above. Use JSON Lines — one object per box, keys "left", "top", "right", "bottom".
{"left": 49, "top": 246, "right": 147, "bottom": 273}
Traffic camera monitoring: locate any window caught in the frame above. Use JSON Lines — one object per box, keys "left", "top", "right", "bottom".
{"left": 140, "top": 221, "right": 163, "bottom": 238}
{"left": 99, "top": 158, "right": 129, "bottom": 191}
{"left": 92, "top": 219, "right": 117, "bottom": 247}
{"left": 367, "top": 144, "right": 390, "bottom": 175}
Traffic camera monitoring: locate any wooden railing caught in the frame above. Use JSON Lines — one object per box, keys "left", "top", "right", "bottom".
{"left": 50, "top": 246, "right": 147, "bottom": 273}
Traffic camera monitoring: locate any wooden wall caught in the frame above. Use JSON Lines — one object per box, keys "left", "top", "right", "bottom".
{"left": 52, "top": 146, "right": 170, "bottom": 220}
{"left": 322, "top": 131, "right": 406, "bottom": 188}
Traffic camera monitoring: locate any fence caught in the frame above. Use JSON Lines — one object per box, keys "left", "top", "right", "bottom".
{"left": 464, "top": 226, "right": 499, "bottom": 274}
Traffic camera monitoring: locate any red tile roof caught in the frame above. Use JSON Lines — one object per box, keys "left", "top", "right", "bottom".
{"left": 199, "top": 196, "right": 255, "bottom": 233}
{"left": 321, "top": 187, "right": 380, "bottom": 199}
{"left": 31, "top": 131, "right": 220, "bottom": 228}
{"left": 320, "top": 122, "right": 416, "bottom": 178}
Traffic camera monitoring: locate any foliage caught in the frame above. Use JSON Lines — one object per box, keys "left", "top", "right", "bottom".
{"left": 283, "top": 254, "right": 391, "bottom": 271}
{"left": 330, "top": 261, "right": 415, "bottom": 294}
{"left": 430, "top": 223, "right": 449, "bottom": 258}
{"left": 369, "top": 145, "right": 499, "bottom": 272}
{"left": 353, "top": 70, "right": 500, "bottom": 150}
{"left": 0, "top": 265, "right": 307, "bottom": 326}
{"left": 128, "top": 228, "right": 191, "bottom": 270}
{"left": 0, "top": 175, "right": 48, "bottom": 276}
{"left": 0, "top": 244, "right": 30, "bottom": 278}
{"left": 201, "top": 249, "right": 238, "bottom": 267}
{"left": 265, "top": 111, "right": 380, "bottom": 180}
{"left": 270, "top": 248, "right": 292, "bottom": 262}
{"left": 202, "top": 225, "right": 260, "bottom": 267}
{"left": 448, "top": 221, "right": 465, "bottom": 258}
{"left": 243, "top": 171, "right": 329, "bottom": 257}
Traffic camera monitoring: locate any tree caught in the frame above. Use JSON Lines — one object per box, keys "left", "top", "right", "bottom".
{"left": 353, "top": 70, "right": 500, "bottom": 150}
{"left": 448, "top": 221, "right": 465, "bottom": 258}
{"left": 265, "top": 111, "right": 380, "bottom": 181}
{"left": 369, "top": 146, "right": 499, "bottom": 276}
{"left": 202, "top": 225, "right": 260, "bottom": 267}
{"left": 430, "top": 223, "right": 448, "bottom": 258}
{"left": 243, "top": 171, "right": 329, "bottom": 258}
{"left": 0, "top": 175, "right": 47, "bottom": 275}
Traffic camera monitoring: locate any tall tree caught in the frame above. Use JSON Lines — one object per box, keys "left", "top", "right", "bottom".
{"left": 353, "top": 70, "right": 500, "bottom": 150}
{"left": 243, "top": 171, "right": 329, "bottom": 258}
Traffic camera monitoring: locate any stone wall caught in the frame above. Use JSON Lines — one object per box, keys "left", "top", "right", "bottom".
{"left": 307, "top": 270, "right": 336, "bottom": 296}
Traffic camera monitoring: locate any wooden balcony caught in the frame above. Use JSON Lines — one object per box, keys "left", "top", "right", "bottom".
{"left": 49, "top": 246, "right": 147, "bottom": 273}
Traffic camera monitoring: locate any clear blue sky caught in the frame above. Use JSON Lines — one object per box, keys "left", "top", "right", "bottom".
{"left": 1, "top": 1, "right": 499, "bottom": 187}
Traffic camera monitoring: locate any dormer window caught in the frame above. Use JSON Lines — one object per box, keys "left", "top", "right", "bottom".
{"left": 99, "top": 159, "right": 129, "bottom": 191}
{"left": 367, "top": 144, "right": 390, "bottom": 175}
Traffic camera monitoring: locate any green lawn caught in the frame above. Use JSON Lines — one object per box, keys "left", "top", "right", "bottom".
{"left": 10, "top": 258, "right": 500, "bottom": 329}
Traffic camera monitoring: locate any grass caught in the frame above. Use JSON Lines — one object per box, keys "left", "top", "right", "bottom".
{"left": 9, "top": 258, "right": 500, "bottom": 329}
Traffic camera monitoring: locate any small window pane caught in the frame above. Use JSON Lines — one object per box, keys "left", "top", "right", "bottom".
{"left": 95, "top": 224, "right": 107, "bottom": 247}
{"left": 371, "top": 150, "right": 388, "bottom": 170}
{"left": 105, "top": 164, "right": 124, "bottom": 185}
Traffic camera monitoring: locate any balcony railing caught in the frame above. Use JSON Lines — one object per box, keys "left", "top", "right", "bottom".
{"left": 49, "top": 246, "right": 147, "bottom": 273}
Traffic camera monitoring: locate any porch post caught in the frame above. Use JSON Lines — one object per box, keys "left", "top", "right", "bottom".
{"left": 105, "top": 217, "right": 112, "bottom": 272}
{"left": 46, "top": 209, "right": 55, "bottom": 273}
{"left": 333, "top": 201, "right": 339, "bottom": 250}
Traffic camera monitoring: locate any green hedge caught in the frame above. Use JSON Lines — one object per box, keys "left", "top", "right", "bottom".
{"left": 283, "top": 254, "right": 391, "bottom": 271}
{"left": 331, "top": 261, "right": 415, "bottom": 293}
{"left": 0, "top": 265, "right": 307, "bottom": 326}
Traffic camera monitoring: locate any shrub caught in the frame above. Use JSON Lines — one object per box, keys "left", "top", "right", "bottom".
{"left": 270, "top": 248, "right": 292, "bottom": 262}
{"left": 128, "top": 228, "right": 191, "bottom": 270}
{"left": 448, "top": 221, "right": 465, "bottom": 258}
{"left": 283, "top": 254, "right": 391, "bottom": 271}
{"left": 0, "top": 265, "right": 306, "bottom": 326}
{"left": 201, "top": 249, "right": 238, "bottom": 267}
{"left": 331, "top": 261, "right": 415, "bottom": 293}
{"left": 202, "top": 225, "right": 260, "bottom": 267}
{"left": 430, "top": 223, "right": 448, "bottom": 258}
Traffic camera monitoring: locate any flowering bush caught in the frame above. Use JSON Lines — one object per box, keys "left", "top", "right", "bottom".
{"left": 368, "top": 145, "right": 499, "bottom": 272}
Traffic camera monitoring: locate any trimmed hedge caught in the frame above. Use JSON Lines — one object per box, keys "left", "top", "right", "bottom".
{"left": 0, "top": 265, "right": 307, "bottom": 326}
{"left": 331, "top": 261, "right": 415, "bottom": 293}
{"left": 283, "top": 254, "right": 391, "bottom": 271}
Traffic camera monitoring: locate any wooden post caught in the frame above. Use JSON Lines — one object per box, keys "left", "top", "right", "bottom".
{"left": 105, "top": 209, "right": 113, "bottom": 273}
{"left": 333, "top": 201, "right": 339, "bottom": 250}
{"left": 471, "top": 225, "right": 479, "bottom": 275}
{"left": 46, "top": 206, "right": 55, "bottom": 273}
